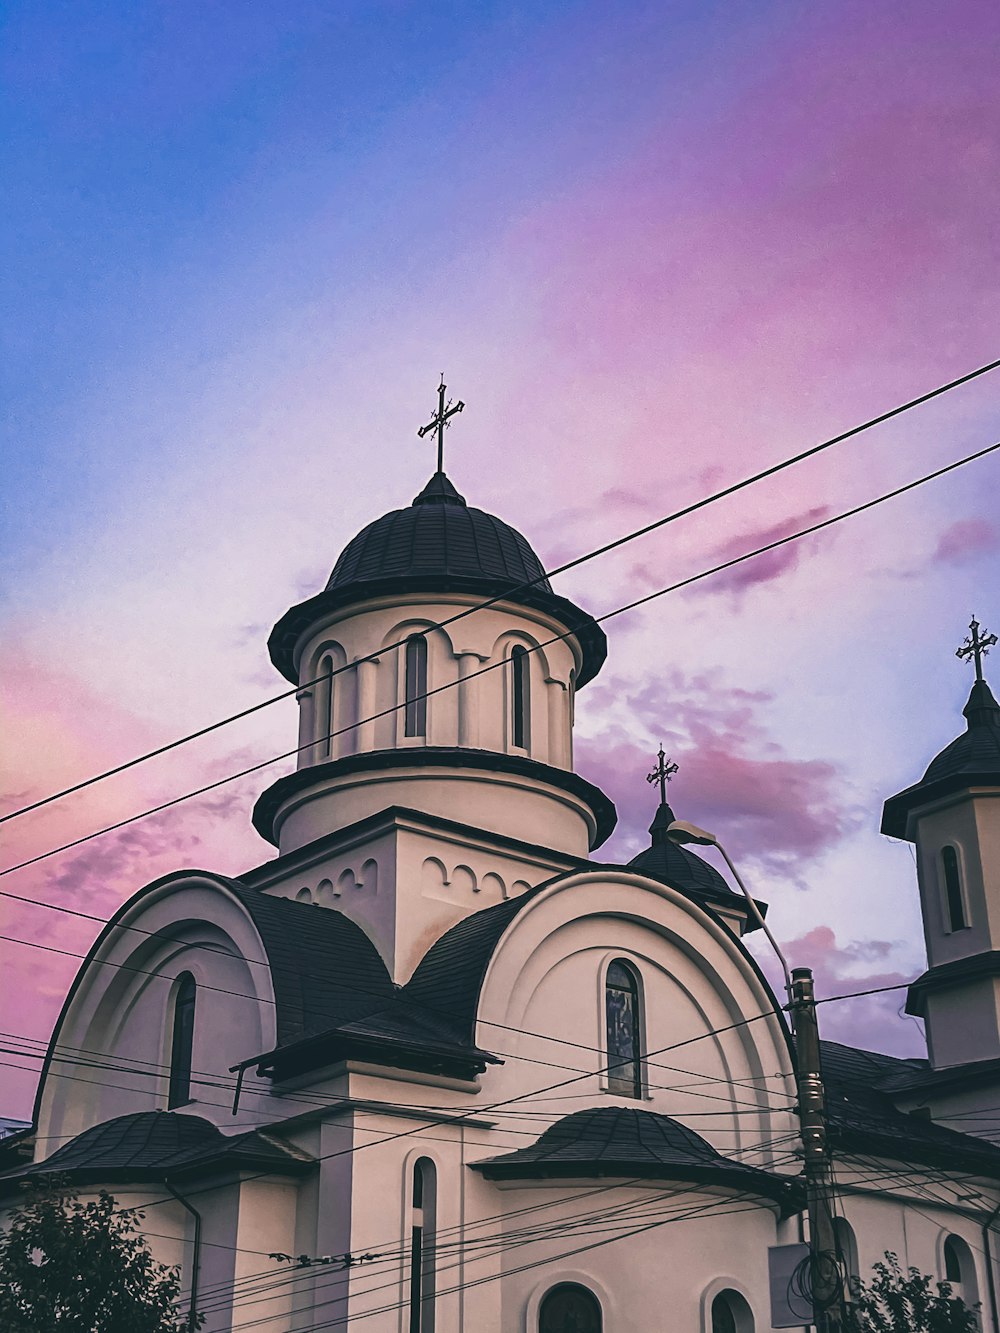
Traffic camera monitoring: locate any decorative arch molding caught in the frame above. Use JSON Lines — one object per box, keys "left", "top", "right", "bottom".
{"left": 700, "top": 1277, "right": 756, "bottom": 1333}
{"left": 301, "top": 638, "right": 349, "bottom": 762}
{"left": 938, "top": 1230, "right": 980, "bottom": 1310}
{"left": 523, "top": 1268, "right": 615, "bottom": 1333}
{"left": 35, "top": 871, "right": 279, "bottom": 1150}
{"left": 476, "top": 870, "right": 796, "bottom": 1148}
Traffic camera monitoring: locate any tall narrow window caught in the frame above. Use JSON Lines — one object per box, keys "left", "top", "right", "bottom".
{"left": 317, "top": 653, "right": 335, "bottom": 758}
{"left": 605, "top": 959, "right": 642, "bottom": 1098}
{"left": 539, "top": 1284, "right": 602, "bottom": 1333}
{"left": 168, "top": 973, "right": 196, "bottom": 1108}
{"left": 405, "top": 636, "right": 427, "bottom": 738}
{"left": 409, "top": 1158, "right": 436, "bottom": 1333}
{"left": 511, "top": 645, "right": 530, "bottom": 749}
{"left": 942, "top": 847, "right": 967, "bottom": 931}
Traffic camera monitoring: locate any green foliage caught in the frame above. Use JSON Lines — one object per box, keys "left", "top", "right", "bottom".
{"left": 0, "top": 1181, "right": 202, "bottom": 1332}
{"left": 845, "top": 1251, "right": 980, "bottom": 1333}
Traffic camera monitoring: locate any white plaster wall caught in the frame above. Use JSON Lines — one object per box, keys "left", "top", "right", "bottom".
{"left": 271, "top": 763, "right": 596, "bottom": 861}
{"left": 292, "top": 594, "right": 580, "bottom": 771}
{"left": 37, "top": 877, "right": 279, "bottom": 1150}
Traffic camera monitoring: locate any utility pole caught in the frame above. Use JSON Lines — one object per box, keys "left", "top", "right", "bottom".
{"left": 790, "top": 966, "right": 845, "bottom": 1333}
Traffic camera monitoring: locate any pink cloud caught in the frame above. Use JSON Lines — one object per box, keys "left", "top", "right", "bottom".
{"left": 754, "top": 924, "right": 924, "bottom": 1060}
{"left": 932, "top": 518, "right": 999, "bottom": 564}
{"left": 578, "top": 671, "right": 857, "bottom": 877}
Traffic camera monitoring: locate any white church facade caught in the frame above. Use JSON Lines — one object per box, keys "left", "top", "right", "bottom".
{"left": 5, "top": 448, "right": 1000, "bottom": 1333}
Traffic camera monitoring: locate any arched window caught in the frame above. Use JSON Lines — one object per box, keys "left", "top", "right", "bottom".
{"left": 539, "top": 1283, "right": 602, "bottom": 1333}
{"left": 408, "top": 1158, "right": 436, "bottom": 1333}
{"left": 711, "top": 1290, "right": 754, "bottom": 1333}
{"left": 405, "top": 636, "right": 428, "bottom": 738}
{"left": 168, "top": 973, "right": 196, "bottom": 1108}
{"left": 943, "top": 1234, "right": 978, "bottom": 1312}
{"left": 316, "top": 653, "right": 335, "bottom": 758}
{"left": 941, "top": 847, "right": 967, "bottom": 931}
{"left": 511, "top": 645, "right": 530, "bottom": 749}
{"left": 606, "top": 959, "right": 642, "bottom": 1098}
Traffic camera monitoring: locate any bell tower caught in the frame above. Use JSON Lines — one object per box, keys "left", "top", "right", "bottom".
{"left": 882, "top": 617, "right": 1000, "bottom": 1068}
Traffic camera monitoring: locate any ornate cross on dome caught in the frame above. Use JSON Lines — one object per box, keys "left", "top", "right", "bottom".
{"left": 417, "top": 375, "right": 465, "bottom": 474}
{"left": 957, "top": 615, "right": 998, "bottom": 682}
{"left": 646, "top": 745, "right": 678, "bottom": 805}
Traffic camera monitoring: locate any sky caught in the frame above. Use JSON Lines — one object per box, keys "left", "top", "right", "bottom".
{"left": 2, "top": 0, "right": 1000, "bottom": 1121}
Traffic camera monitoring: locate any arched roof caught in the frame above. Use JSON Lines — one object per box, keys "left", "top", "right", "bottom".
{"left": 267, "top": 472, "right": 607, "bottom": 687}
{"left": 471, "top": 1106, "right": 801, "bottom": 1213}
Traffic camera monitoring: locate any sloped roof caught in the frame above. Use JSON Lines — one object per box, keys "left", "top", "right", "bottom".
{"left": 472, "top": 1106, "right": 801, "bottom": 1214}
{"left": 820, "top": 1040, "right": 1000, "bottom": 1177}
{"left": 0, "top": 1112, "right": 309, "bottom": 1192}
{"left": 626, "top": 803, "right": 750, "bottom": 914}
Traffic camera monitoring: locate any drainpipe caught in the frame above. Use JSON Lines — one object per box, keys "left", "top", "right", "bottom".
{"left": 164, "top": 1180, "right": 202, "bottom": 1331}
{"left": 983, "top": 1199, "right": 1000, "bottom": 1333}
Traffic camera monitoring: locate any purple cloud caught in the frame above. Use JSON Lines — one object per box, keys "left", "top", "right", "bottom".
{"left": 932, "top": 518, "right": 999, "bottom": 565}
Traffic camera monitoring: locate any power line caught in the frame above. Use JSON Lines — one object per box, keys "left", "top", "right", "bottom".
{"left": 7, "top": 353, "right": 998, "bottom": 832}
{"left": 4, "top": 433, "right": 998, "bottom": 888}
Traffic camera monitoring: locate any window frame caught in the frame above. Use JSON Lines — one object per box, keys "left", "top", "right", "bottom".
{"left": 538, "top": 1282, "right": 603, "bottom": 1333}
{"left": 510, "top": 644, "right": 531, "bottom": 751}
{"left": 940, "top": 844, "right": 969, "bottom": 933}
{"left": 408, "top": 1157, "right": 436, "bottom": 1333}
{"left": 404, "top": 635, "right": 428, "bottom": 739}
{"left": 167, "top": 972, "right": 196, "bottom": 1109}
{"left": 604, "top": 957, "right": 644, "bottom": 1100}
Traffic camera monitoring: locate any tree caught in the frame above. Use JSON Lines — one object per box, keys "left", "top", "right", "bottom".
{"left": 845, "top": 1251, "right": 980, "bottom": 1333}
{"left": 0, "top": 1182, "right": 202, "bottom": 1332}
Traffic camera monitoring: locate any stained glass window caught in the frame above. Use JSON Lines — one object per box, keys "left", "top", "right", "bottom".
{"left": 941, "top": 847, "right": 966, "bottom": 931}
{"left": 168, "top": 973, "right": 196, "bottom": 1108}
{"left": 606, "top": 959, "right": 641, "bottom": 1098}
{"left": 539, "top": 1283, "right": 602, "bottom": 1333}
{"left": 405, "top": 636, "right": 428, "bottom": 737}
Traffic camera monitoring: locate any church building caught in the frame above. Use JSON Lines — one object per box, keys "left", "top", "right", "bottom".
{"left": 5, "top": 402, "right": 1000, "bottom": 1332}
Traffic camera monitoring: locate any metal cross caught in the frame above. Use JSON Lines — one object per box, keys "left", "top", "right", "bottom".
{"left": 646, "top": 744, "right": 679, "bottom": 805}
{"left": 957, "top": 615, "right": 998, "bottom": 682}
{"left": 417, "top": 375, "right": 465, "bottom": 474}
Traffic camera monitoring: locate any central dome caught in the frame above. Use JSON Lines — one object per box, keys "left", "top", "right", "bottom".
{"left": 327, "top": 472, "right": 552, "bottom": 595}
{"left": 268, "top": 471, "right": 607, "bottom": 688}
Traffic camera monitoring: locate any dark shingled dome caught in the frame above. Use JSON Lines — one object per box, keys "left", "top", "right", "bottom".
{"left": 268, "top": 471, "right": 607, "bottom": 687}
{"left": 882, "top": 678, "right": 1000, "bottom": 839}
{"left": 628, "top": 803, "right": 737, "bottom": 904}
{"left": 327, "top": 471, "right": 552, "bottom": 594}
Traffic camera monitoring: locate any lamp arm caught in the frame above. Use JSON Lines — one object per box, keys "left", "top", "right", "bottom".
{"left": 715, "top": 841, "right": 794, "bottom": 1010}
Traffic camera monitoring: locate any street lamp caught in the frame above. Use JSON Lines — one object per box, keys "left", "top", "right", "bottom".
{"left": 665, "top": 819, "right": 793, "bottom": 1006}
{"left": 666, "top": 818, "right": 844, "bottom": 1332}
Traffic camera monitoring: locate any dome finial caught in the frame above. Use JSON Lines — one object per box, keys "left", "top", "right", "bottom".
{"left": 646, "top": 744, "right": 678, "bottom": 807}
{"left": 957, "top": 614, "right": 998, "bottom": 684}
{"left": 416, "top": 374, "right": 465, "bottom": 475}
{"left": 957, "top": 615, "right": 1000, "bottom": 729}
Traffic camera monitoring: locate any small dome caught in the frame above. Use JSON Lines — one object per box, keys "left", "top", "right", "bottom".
{"left": 326, "top": 472, "right": 552, "bottom": 595}
{"left": 627, "top": 802, "right": 737, "bottom": 903}
{"left": 882, "top": 678, "right": 1000, "bottom": 839}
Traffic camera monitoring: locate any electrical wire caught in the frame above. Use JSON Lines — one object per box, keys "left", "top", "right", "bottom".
{"left": 3, "top": 433, "right": 1000, "bottom": 887}
{"left": 6, "top": 353, "right": 998, "bottom": 833}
